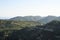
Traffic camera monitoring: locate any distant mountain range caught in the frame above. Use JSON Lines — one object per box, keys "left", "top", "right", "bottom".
{"left": 1, "top": 16, "right": 60, "bottom": 24}
{"left": 10, "top": 16, "right": 42, "bottom": 21}
{"left": 39, "top": 16, "right": 58, "bottom": 24}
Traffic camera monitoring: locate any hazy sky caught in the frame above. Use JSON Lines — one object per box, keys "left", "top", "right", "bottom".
{"left": 0, "top": 0, "right": 60, "bottom": 18}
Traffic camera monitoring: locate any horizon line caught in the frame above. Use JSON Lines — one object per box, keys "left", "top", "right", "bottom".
{"left": 0, "top": 15, "right": 60, "bottom": 19}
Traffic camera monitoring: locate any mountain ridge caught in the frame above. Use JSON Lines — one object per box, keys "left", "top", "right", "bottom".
{"left": 9, "top": 16, "right": 60, "bottom": 24}
{"left": 0, "top": 16, "right": 60, "bottom": 24}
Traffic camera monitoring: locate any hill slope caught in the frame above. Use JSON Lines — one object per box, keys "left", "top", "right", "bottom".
{"left": 0, "top": 20, "right": 41, "bottom": 29}
{"left": 9, "top": 16, "right": 60, "bottom": 24}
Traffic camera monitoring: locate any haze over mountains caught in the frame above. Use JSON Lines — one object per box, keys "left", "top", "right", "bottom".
{"left": 0, "top": 16, "right": 60, "bottom": 24}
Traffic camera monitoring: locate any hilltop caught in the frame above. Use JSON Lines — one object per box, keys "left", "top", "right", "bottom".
{"left": 9, "top": 16, "right": 60, "bottom": 24}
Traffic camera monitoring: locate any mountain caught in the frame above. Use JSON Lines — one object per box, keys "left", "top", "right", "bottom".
{"left": 0, "top": 20, "right": 60, "bottom": 40}
{"left": 9, "top": 16, "right": 60, "bottom": 24}
{"left": 10, "top": 16, "right": 42, "bottom": 21}
{"left": 39, "top": 16, "right": 57, "bottom": 24}
{"left": 8, "top": 20, "right": 60, "bottom": 40}
{"left": 45, "top": 20, "right": 60, "bottom": 29}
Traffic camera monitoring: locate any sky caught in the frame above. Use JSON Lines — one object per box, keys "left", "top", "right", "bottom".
{"left": 0, "top": 0, "right": 60, "bottom": 18}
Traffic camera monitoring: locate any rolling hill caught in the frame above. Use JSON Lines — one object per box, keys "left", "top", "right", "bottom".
{"left": 9, "top": 16, "right": 60, "bottom": 24}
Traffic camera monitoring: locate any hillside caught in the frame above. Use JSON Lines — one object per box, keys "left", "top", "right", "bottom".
{"left": 9, "top": 16, "right": 60, "bottom": 24}
{"left": 39, "top": 16, "right": 57, "bottom": 24}
{"left": 0, "top": 20, "right": 60, "bottom": 40}
{"left": 0, "top": 20, "right": 41, "bottom": 30}
{"left": 10, "top": 16, "right": 42, "bottom": 21}
{"left": 7, "top": 20, "right": 60, "bottom": 40}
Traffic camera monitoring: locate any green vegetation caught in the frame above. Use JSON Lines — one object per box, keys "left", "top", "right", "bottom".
{"left": 0, "top": 20, "right": 60, "bottom": 40}
{"left": 0, "top": 20, "right": 41, "bottom": 30}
